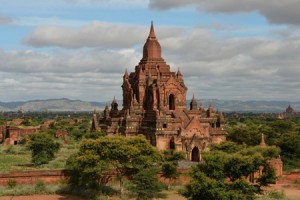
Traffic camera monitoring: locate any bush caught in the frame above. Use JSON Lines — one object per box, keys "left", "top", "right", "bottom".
{"left": 4, "top": 145, "right": 16, "bottom": 154}
{"left": 28, "top": 133, "right": 61, "bottom": 166}
{"left": 126, "top": 167, "right": 166, "bottom": 200}
{"left": 35, "top": 180, "right": 46, "bottom": 193}
{"left": 7, "top": 179, "right": 17, "bottom": 189}
{"left": 18, "top": 137, "right": 28, "bottom": 145}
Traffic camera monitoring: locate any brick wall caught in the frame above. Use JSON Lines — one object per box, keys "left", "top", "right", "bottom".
{"left": 279, "top": 170, "right": 300, "bottom": 183}
{"left": 0, "top": 170, "right": 68, "bottom": 185}
{"left": 0, "top": 169, "right": 191, "bottom": 185}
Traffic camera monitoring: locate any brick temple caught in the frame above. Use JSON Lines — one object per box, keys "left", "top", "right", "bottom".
{"left": 92, "top": 22, "right": 227, "bottom": 161}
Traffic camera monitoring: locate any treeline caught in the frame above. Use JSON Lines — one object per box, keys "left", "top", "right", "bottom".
{"left": 226, "top": 114, "right": 300, "bottom": 170}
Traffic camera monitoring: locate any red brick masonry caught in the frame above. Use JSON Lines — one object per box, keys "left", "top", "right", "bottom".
{"left": 0, "top": 168, "right": 298, "bottom": 185}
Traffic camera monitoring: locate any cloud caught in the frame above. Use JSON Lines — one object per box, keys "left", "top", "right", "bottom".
{"left": 2, "top": 24, "right": 300, "bottom": 101}
{"left": 149, "top": 0, "right": 300, "bottom": 25}
{"left": 0, "top": 16, "right": 13, "bottom": 24}
{"left": 0, "top": 48, "right": 140, "bottom": 74}
{"left": 23, "top": 21, "right": 183, "bottom": 49}
{"left": 158, "top": 27, "right": 300, "bottom": 100}
{"left": 0, "top": 47, "right": 141, "bottom": 101}
{"left": 23, "top": 22, "right": 147, "bottom": 49}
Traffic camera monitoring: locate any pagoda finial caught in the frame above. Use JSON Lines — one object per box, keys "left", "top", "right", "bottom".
{"left": 123, "top": 68, "right": 129, "bottom": 80}
{"left": 178, "top": 67, "right": 182, "bottom": 74}
{"left": 260, "top": 133, "right": 266, "bottom": 147}
{"left": 190, "top": 94, "right": 197, "bottom": 110}
{"left": 219, "top": 111, "right": 224, "bottom": 121}
{"left": 149, "top": 21, "right": 156, "bottom": 39}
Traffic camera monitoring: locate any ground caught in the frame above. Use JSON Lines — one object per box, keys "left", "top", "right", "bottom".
{"left": 0, "top": 191, "right": 186, "bottom": 200}
{"left": 1, "top": 185, "right": 300, "bottom": 200}
{"left": 269, "top": 184, "right": 300, "bottom": 199}
{"left": 0, "top": 195, "right": 85, "bottom": 200}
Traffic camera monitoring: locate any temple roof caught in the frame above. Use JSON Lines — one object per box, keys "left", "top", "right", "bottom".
{"left": 142, "top": 22, "right": 164, "bottom": 62}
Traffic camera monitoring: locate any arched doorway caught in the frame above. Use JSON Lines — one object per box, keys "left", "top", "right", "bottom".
{"left": 169, "top": 94, "right": 175, "bottom": 110}
{"left": 170, "top": 137, "right": 175, "bottom": 150}
{"left": 191, "top": 146, "right": 200, "bottom": 162}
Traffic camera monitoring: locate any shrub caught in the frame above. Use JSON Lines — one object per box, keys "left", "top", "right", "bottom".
{"left": 35, "top": 180, "right": 46, "bottom": 193}
{"left": 4, "top": 145, "right": 16, "bottom": 154}
{"left": 28, "top": 133, "right": 61, "bottom": 166}
{"left": 7, "top": 179, "right": 17, "bottom": 189}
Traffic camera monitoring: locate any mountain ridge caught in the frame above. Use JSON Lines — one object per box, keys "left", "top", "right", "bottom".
{"left": 0, "top": 98, "right": 299, "bottom": 113}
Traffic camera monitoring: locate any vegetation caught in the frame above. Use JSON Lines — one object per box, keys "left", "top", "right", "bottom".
{"left": 126, "top": 167, "right": 166, "bottom": 200}
{"left": 66, "top": 135, "right": 163, "bottom": 196}
{"left": 161, "top": 150, "right": 185, "bottom": 189}
{"left": 0, "top": 112, "right": 300, "bottom": 199}
{"left": 182, "top": 143, "right": 280, "bottom": 200}
{"left": 0, "top": 145, "right": 32, "bottom": 172}
{"left": 226, "top": 114, "right": 300, "bottom": 170}
{"left": 0, "top": 141, "right": 78, "bottom": 172}
{"left": 28, "top": 133, "right": 61, "bottom": 166}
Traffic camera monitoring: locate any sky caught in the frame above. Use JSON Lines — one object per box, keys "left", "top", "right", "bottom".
{"left": 1, "top": 0, "right": 300, "bottom": 102}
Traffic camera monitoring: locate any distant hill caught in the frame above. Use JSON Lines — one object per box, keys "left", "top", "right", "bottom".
{"left": 0, "top": 98, "right": 299, "bottom": 113}
{"left": 199, "top": 99, "right": 300, "bottom": 113}
{"left": 0, "top": 98, "right": 105, "bottom": 112}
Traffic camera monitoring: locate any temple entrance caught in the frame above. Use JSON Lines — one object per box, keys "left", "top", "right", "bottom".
{"left": 170, "top": 137, "right": 175, "bottom": 150}
{"left": 169, "top": 94, "right": 175, "bottom": 110}
{"left": 191, "top": 146, "right": 200, "bottom": 162}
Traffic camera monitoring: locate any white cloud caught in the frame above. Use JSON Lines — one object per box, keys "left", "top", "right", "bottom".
{"left": 149, "top": 0, "right": 300, "bottom": 25}
{"left": 1, "top": 23, "right": 300, "bottom": 101}
{"left": 159, "top": 27, "right": 300, "bottom": 100}
{"left": 23, "top": 21, "right": 183, "bottom": 49}
{"left": 23, "top": 22, "right": 147, "bottom": 49}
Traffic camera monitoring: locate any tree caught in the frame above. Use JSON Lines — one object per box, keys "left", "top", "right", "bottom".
{"left": 28, "top": 133, "right": 60, "bottom": 166}
{"left": 84, "top": 130, "right": 106, "bottom": 139}
{"left": 161, "top": 150, "right": 185, "bottom": 189}
{"left": 126, "top": 167, "right": 166, "bottom": 200}
{"left": 210, "top": 141, "right": 243, "bottom": 153}
{"left": 182, "top": 144, "right": 279, "bottom": 200}
{"left": 66, "top": 135, "right": 163, "bottom": 195}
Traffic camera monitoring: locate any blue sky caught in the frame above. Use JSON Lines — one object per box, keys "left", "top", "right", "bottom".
{"left": 1, "top": 0, "right": 300, "bottom": 104}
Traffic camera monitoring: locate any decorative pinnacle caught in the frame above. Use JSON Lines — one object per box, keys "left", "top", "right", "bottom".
{"left": 178, "top": 67, "right": 182, "bottom": 74}
{"left": 149, "top": 21, "right": 156, "bottom": 39}
{"left": 124, "top": 68, "right": 128, "bottom": 78}
{"left": 260, "top": 133, "right": 266, "bottom": 147}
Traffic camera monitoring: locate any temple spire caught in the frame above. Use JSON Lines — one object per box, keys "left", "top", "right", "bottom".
{"left": 124, "top": 68, "right": 128, "bottom": 78}
{"left": 149, "top": 20, "right": 156, "bottom": 39}
{"left": 142, "top": 21, "right": 162, "bottom": 61}
{"left": 190, "top": 94, "right": 197, "bottom": 110}
{"left": 260, "top": 133, "right": 266, "bottom": 147}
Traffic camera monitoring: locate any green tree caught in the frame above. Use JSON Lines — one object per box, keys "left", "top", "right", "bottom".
{"left": 161, "top": 150, "right": 185, "bottom": 189}
{"left": 182, "top": 145, "right": 278, "bottom": 200}
{"left": 210, "top": 141, "right": 243, "bottom": 153}
{"left": 84, "top": 130, "right": 106, "bottom": 139}
{"left": 127, "top": 167, "right": 166, "bottom": 200}
{"left": 66, "top": 135, "right": 163, "bottom": 195}
{"left": 28, "top": 133, "right": 60, "bottom": 166}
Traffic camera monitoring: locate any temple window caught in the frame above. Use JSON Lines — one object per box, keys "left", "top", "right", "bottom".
{"left": 169, "top": 94, "right": 175, "bottom": 110}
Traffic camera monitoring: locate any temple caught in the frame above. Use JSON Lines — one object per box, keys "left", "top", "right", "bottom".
{"left": 91, "top": 22, "right": 227, "bottom": 161}
{"left": 278, "top": 104, "right": 299, "bottom": 119}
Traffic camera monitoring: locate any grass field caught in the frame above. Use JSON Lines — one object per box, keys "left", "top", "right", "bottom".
{"left": 0, "top": 141, "right": 79, "bottom": 172}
